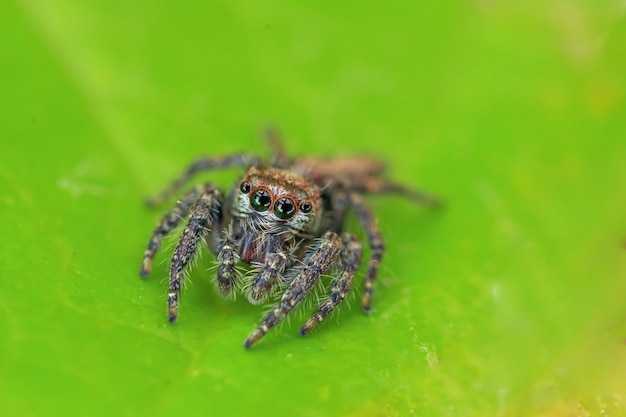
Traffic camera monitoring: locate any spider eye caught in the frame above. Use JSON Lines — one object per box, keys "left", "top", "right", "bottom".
{"left": 239, "top": 181, "right": 251, "bottom": 194}
{"left": 250, "top": 189, "right": 272, "bottom": 212}
{"left": 300, "top": 200, "right": 312, "bottom": 213}
{"left": 274, "top": 197, "right": 296, "bottom": 220}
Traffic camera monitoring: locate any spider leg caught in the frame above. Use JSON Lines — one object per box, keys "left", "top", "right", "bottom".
{"left": 347, "top": 192, "right": 385, "bottom": 313}
{"left": 264, "top": 127, "right": 289, "bottom": 168}
{"left": 146, "top": 153, "right": 260, "bottom": 207}
{"left": 168, "top": 187, "right": 221, "bottom": 323}
{"left": 244, "top": 231, "right": 343, "bottom": 348}
{"left": 353, "top": 178, "right": 441, "bottom": 208}
{"left": 140, "top": 183, "right": 213, "bottom": 277}
{"left": 216, "top": 229, "right": 239, "bottom": 298}
{"left": 300, "top": 232, "right": 362, "bottom": 336}
{"left": 247, "top": 239, "right": 290, "bottom": 304}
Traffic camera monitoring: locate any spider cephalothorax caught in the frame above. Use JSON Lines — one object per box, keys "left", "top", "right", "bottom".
{"left": 139, "top": 131, "right": 438, "bottom": 348}
{"left": 236, "top": 166, "right": 322, "bottom": 237}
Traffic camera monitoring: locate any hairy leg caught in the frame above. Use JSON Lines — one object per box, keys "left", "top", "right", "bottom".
{"left": 146, "top": 154, "right": 260, "bottom": 207}
{"left": 348, "top": 192, "right": 385, "bottom": 313}
{"left": 168, "top": 187, "right": 221, "bottom": 323}
{"left": 140, "top": 183, "right": 214, "bottom": 277}
{"left": 244, "top": 231, "right": 343, "bottom": 348}
{"left": 300, "top": 232, "right": 362, "bottom": 336}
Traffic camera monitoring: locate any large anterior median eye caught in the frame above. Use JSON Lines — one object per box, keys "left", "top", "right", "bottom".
{"left": 274, "top": 197, "right": 296, "bottom": 219}
{"left": 250, "top": 189, "right": 272, "bottom": 212}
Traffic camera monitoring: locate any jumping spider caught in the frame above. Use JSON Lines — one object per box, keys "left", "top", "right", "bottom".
{"left": 139, "top": 131, "right": 438, "bottom": 348}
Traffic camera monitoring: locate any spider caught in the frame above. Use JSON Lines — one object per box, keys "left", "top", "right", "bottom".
{"left": 139, "top": 131, "right": 438, "bottom": 348}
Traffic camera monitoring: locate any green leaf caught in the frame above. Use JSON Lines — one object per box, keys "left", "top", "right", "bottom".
{"left": 2, "top": 1, "right": 625, "bottom": 416}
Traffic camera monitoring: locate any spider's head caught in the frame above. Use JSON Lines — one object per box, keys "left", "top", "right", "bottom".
{"left": 235, "top": 166, "right": 322, "bottom": 235}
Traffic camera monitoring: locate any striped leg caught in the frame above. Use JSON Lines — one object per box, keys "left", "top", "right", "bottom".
{"left": 300, "top": 232, "right": 362, "bottom": 336}
{"left": 348, "top": 193, "right": 385, "bottom": 313}
{"left": 244, "top": 232, "right": 343, "bottom": 348}
{"left": 140, "top": 183, "right": 213, "bottom": 277}
{"left": 168, "top": 187, "right": 221, "bottom": 323}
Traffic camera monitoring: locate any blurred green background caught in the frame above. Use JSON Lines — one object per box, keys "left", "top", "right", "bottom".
{"left": 1, "top": 1, "right": 625, "bottom": 416}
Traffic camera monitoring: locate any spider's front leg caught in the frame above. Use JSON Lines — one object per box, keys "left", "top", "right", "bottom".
{"left": 140, "top": 183, "right": 214, "bottom": 277}
{"left": 168, "top": 187, "right": 222, "bottom": 323}
{"left": 300, "top": 232, "right": 362, "bottom": 336}
{"left": 244, "top": 231, "right": 343, "bottom": 348}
